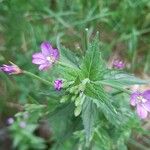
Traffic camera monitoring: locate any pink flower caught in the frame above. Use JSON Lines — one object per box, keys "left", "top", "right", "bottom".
{"left": 113, "top": 59, "right": 125, "bottom": 69}
{"left": 54, "top": 79, "right": 63, "bottom": 91}
{"left": 7, "top": 117, "right": 14, "bottom": 125}
{"left": 0, "top": 64, "right": 22, "bottom": 75}
{"left": 19, "top": 121, "right": 26, "bottom": 128}
{"left": 130, "top": 90, "right": 150, "bottom": 119}
{"left": 32, "top": 42, "right": 59, "bottom": 71}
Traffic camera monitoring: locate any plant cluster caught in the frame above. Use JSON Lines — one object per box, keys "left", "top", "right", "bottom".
{"left": 0, "top": 33, "right": 150, "bottom": 150}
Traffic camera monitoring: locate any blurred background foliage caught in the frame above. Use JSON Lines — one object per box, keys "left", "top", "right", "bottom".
{"left": 0, "top": 0, "right": 150, "bottom": 149}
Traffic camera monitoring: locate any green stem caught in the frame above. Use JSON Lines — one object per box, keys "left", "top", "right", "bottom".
{"left": 92, "top": 80, "right": 131, "bottom": 95}
{"left": 23, "top": 70, "right": 52, "bottom": 86}
{"left": 111, "top": 91, "right": 124, "bottom": 96}
{"left": 83, "top": 28, "right": 89, "bottom": 52}
{"left": 131, "top": 49, "right": 137, "bottom": 72}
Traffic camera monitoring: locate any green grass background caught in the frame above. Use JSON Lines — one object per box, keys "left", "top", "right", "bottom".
{"left": 0, "top": 0, "right": 150, "bottom": 149}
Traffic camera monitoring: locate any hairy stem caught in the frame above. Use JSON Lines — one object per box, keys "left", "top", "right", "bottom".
{"left": 23, "top": 70, "right": 52, "bottom": 86}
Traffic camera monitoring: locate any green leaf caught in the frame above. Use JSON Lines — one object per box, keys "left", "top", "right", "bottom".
{"left": 104, "top": 71, "right": 149, "bottom": 85}
{"left": 74, "top": 105, "right": 82, "bottom": 116}
{"left": 81, "top": 97, "right": 97, "bottom": 145}
{"left": 85, "top": 83, "right": 122, "bottom": 126}
{"left": 94, "top": 127, "right": 112, "bottom": 150}
{"left": 60, "top": 46, "right": 79, "bottom": 68}
{"left": 80, "top": 34, "right": 105, "bottom": 81}
{"left": 58, "top": 66, "right": 81, "bottom": 80}
{"left": 57, "top": 46, "right": 82, "bottom": 80}
{"left": 48, "top": 103, "right": 75, "bottom": 142}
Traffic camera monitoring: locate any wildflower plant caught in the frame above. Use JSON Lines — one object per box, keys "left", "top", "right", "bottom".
{"left": 8, "top": 104, "right": 47, "bottom": 150}
{"left": 1, "top": 33, "right": 150, "bottom": 149}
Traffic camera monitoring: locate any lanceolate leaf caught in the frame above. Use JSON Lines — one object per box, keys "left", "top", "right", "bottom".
{"left": 81, "top": 97, "right": 97, "bottom": 145}
{"left": 104, "top": 71, "right": 149, "bottom": 85}
{"left": 80, "top": 34, "right": 105, "bottom": 81}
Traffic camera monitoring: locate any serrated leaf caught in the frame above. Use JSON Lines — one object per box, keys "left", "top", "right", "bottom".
{"left": 80, "top": 34, "right": 105, "bottom": 81}
{"left": 58, "top": 66, "right": 81, "bottom": 80}
{"left": 84, "top": 83, "right": 122, "bottom": 126}
{"left": 104, "top": 71, "right": 149, "bottom": 85}
{"left": 81, "top": 97, "right": 97, "bottom": 145}
{"left": 60, "top": 46, "right": 79, "bottom": 68}
{"left": 57, "top": 46, "right": 81, "bottom": 80}
{"left": 94, "top": 127, "right": 111, "bottom": 150}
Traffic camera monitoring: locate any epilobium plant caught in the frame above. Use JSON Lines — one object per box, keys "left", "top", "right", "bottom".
{"left": 1, "top": 33, "right": 150, "bottom": 149}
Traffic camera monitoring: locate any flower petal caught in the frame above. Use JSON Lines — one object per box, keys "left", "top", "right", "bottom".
{"left": 143, "top": 101, "right": 150, "bottom": 112}
{"left": 54, "top": 79, "right": 63, "bottom": 91}
{"left": 32, "top": 52, "right": 45, "bottom": 59}
{"left": 32, "top": 58, "right": 46, "bottom": 64}
{"left": 143, "top": 90, "right": 150, "bottom": 101}
{"left": 41, "top": 42, "right": 52, "bottom": 56}
{"left": 136, "top": 104, "right": 148, "bottom": 119}
{"left": 113, "top": 59, "right": 125, "bottom": 69}
{"left": 130, "top": 92, "right": 140, "bottom": 106}
{"left": 51, "top": 49, "right": 59, "bottom": 60}
{"left": 38, "top": 63, "right": 51, "bottom": 71}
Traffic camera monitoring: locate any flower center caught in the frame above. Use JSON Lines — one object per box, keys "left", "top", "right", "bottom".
{"left": 137, "top": 96, "right": 147, "bottom": 103}
{"left": 46, "top": 56, "right": 55, "bottom": 63}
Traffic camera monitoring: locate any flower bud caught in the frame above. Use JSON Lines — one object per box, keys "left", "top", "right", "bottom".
{"left": 0, "top": 64, "right": 22, "bottom": 75}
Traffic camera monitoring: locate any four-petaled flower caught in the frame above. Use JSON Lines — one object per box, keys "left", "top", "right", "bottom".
{"left": 130, "top": 90, "right": 150, "bottom": 119}
{"left": 32, "top": 42, "right": 59, "bottom": 71}
{"left": 113, "top": 59, "right": 125, "bottom": 69}
{"left": 54, "top": 79, "right": 63, "bottom": 91}
{"left": 0, "top": 64, "right": 22, "bottom": 75}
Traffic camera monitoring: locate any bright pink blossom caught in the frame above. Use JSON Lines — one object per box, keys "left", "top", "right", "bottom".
{"left": 113, "top": 59, "right": 125, "bottom": 69}
{"left": 7, "top": 117, "right": 14, "bottom": 125}
{"left": 32, "top": 42, "right": 59, "bottom": 71}
{"left": 130, "top": 90, "right": 150, "bottom": 119}
{"left": 54, "top": 79, "right": 63, "bottom": 91}
{"left": 0, "top": 64, "right": 22, "bottom": 75}
{"left": 19, "top": 121, "right": 26, "bottom": 128}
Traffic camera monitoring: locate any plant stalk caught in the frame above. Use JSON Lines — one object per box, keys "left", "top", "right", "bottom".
{"left": 23, "top": 70, "right": 52, "bottom": 86}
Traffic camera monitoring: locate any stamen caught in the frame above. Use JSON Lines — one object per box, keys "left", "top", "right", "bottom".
{"left": 137, "top": 96, "right": 147, "bottom": 103}
{"left": 46, "top": 56, "right": 55, "bottom": 63}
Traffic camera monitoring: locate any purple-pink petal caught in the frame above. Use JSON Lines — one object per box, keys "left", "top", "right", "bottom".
{"left": 113, "top": 59, "right": 125, "bottom": 69}
{"left": 7, "top": 117, "right": 14, "bottom": 125}
{"left": 32, "top": 41, "right": 59, "bottom": 71}
{"left": 0, "top": 64, "right": 22, "bottom": 75}
{"left": 51, "top": 49, "right": 59, "bottom": 60}
{"left": 38, "top": 63, "right": 51, "bottom": 71}
{"left": 32, "top": 52, "right": 45, "bottom": 59}
{"left": 2, "top": 65, "right": 14, "bottom": 72}
{"left": 41, "top": 42, "right": 52, "bottom": 56}
{"left": 19, "top": 121, "right": 26, "bottom": 128}
{"left": 32, "top": 58, "right": 46, "bottom": 64}
{"left": 130, "top": 92, "right": 140, "bottom": 106}
{"left": 136, "top": 104, "right": 148, "bottom": 119}
{"left": 143, "top": 90, "right": 150, "bottom": 101}
{"left": 54, "top": 79, "right": 63, "bottom": 91}
{"left": 143, "top": 101, "right": 150, "bottom": 112}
